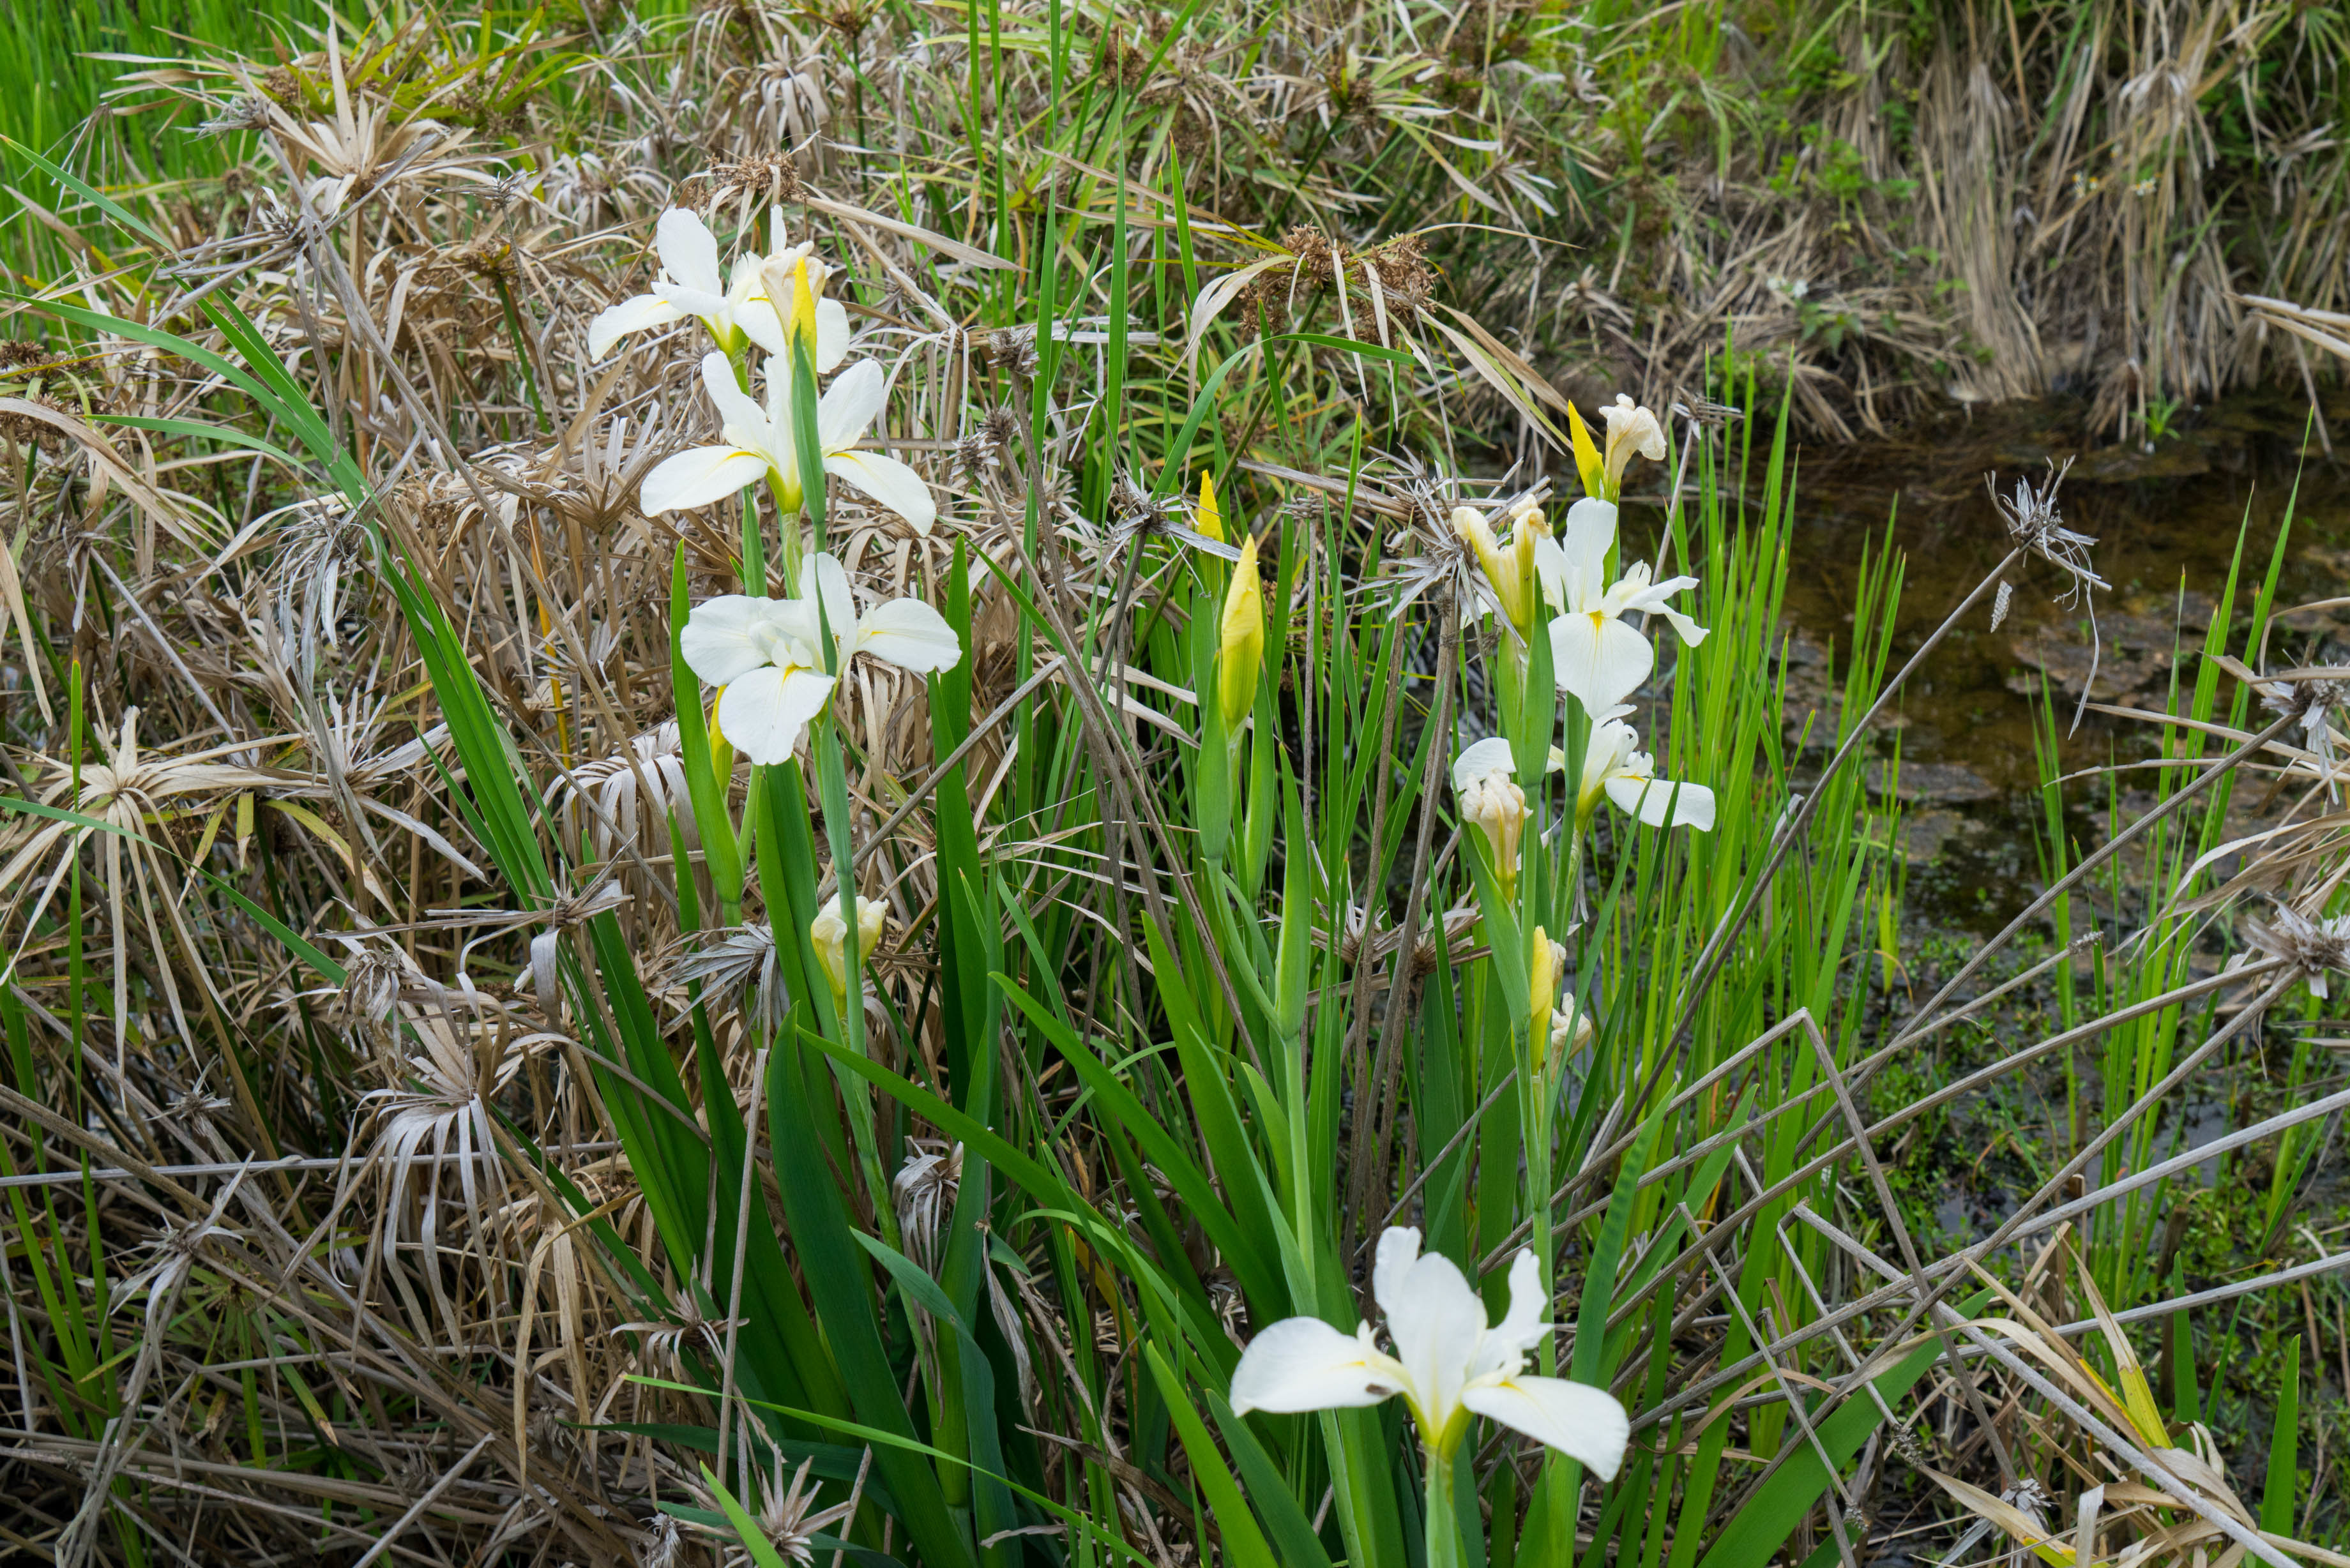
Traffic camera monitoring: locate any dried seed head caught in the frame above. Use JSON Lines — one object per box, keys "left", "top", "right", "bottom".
{"left": 0, "top": 393, "right": 76, "bottom": 456}
{"left": 2260, "top": 672, "right": 2350, "bottom": 739}
{"left": 1363, "top": 232, "right": 1433, "bottom": 305}
{"left": 482, "top": 170, "right": 535, "bottom": 210}
{"left": 1321, "top": 50, "right": 1379, "bottom": 121}
{"left": 448, "top": 237, "right": 520, "bottom": 282}
{"left": 0, "top": 341, "right": 60, "bottom": 375}
{"left": 752, "top": 1455, "right": 858, "bottom": 1565}
{"left": 954, "top": 405, "right": 1024, "bottom": 489}
{"left": 637, "top": 1515, "right": 685, "bottom": 1568}
{"left": 979, "top": 325, "right": 1040, "bottom": 377}
{"left": 1091, "top": 27, "right": 1152, "bottom": 93}
{"left": 983, "top": 404, "right": 1023, "bottom": 454}
{"left": 197, "top": 95, "right": 274, "bottom": 136}
{"left": 1988, "top": 458, "right": 2104, "bottom": 601}
{"left": 1337, "top": 901, "right": 1483, "bottom": 976}
{"left": 1670, "top": 388, "right": 1744, "bottom": 428}
{"left": 2246, "top": 903, "right": 2350, "bottom": 999}
{"left": 1282, "top": 225, "right": 1348, "bottom": 287}
{"left": 1884, "top": 1423, "right": 1936, "bottom": 1468}
{"left": 312, "top": 934, "right": 438, "bottom": 1029}
{"left": 255, "top": 66, "right": 304, "bottom": 110}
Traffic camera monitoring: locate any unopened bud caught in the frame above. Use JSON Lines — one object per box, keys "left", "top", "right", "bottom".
{"left": 811, "top": 896, "right": 886, "bottom": 999}
{"left": 1195, "top": 471, "right": 1224, "bottom": 543}
{"left": 1217, "top": 531, "right": 1265, "bottom": 737}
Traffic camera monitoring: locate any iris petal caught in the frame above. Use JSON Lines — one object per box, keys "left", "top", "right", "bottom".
{"left": 586, "top": 293, "right": 685, "bottom": 359}
{"left": 716, "top": 666, "right": 835, "bottom": 765}
{"left": 641, "top": 447, "right": 770, "bottom": 515}
{"left": 679, "top": 595, "right": 783, "bottom": 686}
{"left": 1460, "top": 1375, "right": 1630, "bottom": 1482}
{"left": 1552, "top": 613, "right": 1655, "bottom": 714}
{"left": 824, "top": 451, "right": 937, "bottom": 534}
{"left": 1229, "top": 1318, "right": 1405, "bottom": 1417}
{"left": 854, "top": 598, "right": 962, "bottom": 674}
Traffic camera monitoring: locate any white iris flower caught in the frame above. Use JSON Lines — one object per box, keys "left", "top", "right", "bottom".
{"left": 1578, "top": 718, "right": 1714, "bottom": 831}
{"left": 1544, "top": 497, "right": 1708, "bottom": 716}
{"left": 640, "top": 352, "right": 936, "bottom": 532}
{"left": 679, "top": 554, "right": 961, "bottom": 765}
{"left": 587, "top": 207, "right": 851, "bottom": 366}
{"left": 1228, "top": 1226, "right": 1628, "bottom": 1481}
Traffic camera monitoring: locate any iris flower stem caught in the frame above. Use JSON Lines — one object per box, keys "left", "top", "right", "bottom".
{"left": 779, "top": 302, "right": 893, "bottom": 1237}
{"left": 1423, "top": 1445, "right": 1464, "bottom": 1568}
{"left": 810, "top": 723, "right": 898, "bottom": 1249}
{"left": 1529, "top": 823, "right": 1586, "bottom": 1376}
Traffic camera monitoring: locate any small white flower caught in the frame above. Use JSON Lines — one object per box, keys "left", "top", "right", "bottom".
{"left": 587, "top": 207, "right": 851, "bottom": 365}
{"left": 1229, "top": 1226, "right": 1628, "bottom": 1479}
{"left": 679, "top": 554, "right": 961, "bottom": 764}
{"left": 1544, "top": 497, "right": 1708, "bottom": 715}
{"left": 641, "top": 351, "right": 936, "bottom": 532}
{"left": 1578, "top": 718, "right": 1714, "bottom": 831}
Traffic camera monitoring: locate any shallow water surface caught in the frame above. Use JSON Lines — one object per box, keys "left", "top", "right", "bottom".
{"left": 1752, "top": 387, "right": 2350, "bottom": 930}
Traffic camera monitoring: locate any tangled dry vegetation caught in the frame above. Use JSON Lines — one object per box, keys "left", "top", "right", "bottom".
{"left": 0, "top": 4, "right": 2348, "bottom": 1567}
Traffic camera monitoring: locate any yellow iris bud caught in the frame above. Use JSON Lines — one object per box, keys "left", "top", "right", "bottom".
{"left": 1218, "top": 530, "right": 1265, "bottom": 739}
{"left": 1451, "top": 505, "right": 1542, "bottom": 633}
{"left": 1529, "top": 925, "right": 1559, "bottom": 1044}
{"left": 1570, "top": 395, "right": 1667, "bottom": 501}
{"left": 1566, "top": 403, "right": 1607, "bottom": 501}
{"left": 812, "top": 896, "right": 886, "bottom": 1000}
{"left": 708, "top": 689, "right": 735, "bottom": 778}
{"left": 759, "top": 253, "right": 825, "bottom": 362}
{"left": 1195, "top": 472, "right": 1224, "bottom": 543}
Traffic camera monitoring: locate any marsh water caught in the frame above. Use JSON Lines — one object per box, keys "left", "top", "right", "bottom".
{"left": 1753, "top": 386, "right": 2350, "bottom": 933}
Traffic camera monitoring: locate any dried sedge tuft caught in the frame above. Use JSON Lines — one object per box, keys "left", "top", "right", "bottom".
{"left": 667, "top": 922, "right": 791, "bottom": 1034}
{"left": 445, "top": 237, "right": 522, "bottom": 283}
{"left": 254, "top": 66, "right": 305, "bottom": 112}
{"left": 678, "top": 153, "right": 804, "bottom": 216}
{"left": 0, "top": 341, "right": 62, "bottom": 375}
{"left": 1337, "top": 902, "right": 1483, "bottom": 977}
{"left": 1282, "top": 224, "right": 1349, "bottom": 288}
{"left": 892, "top": 1140, "right": 964, "bottom": 1275}
{"left": 0, "top": 394, "right": 77, "bottom": 457}
{"left": 1671, "top": 387, "right": 1744, "bottom": 428}
{"left": 1989, "top": 458, "right": 2104, "bottom": 602}
{"left": 1360, "top": 232, "right": 1434, "bottom": 306}
{"left": 1321, "top": 50, "right": 1380, "bottom": 121}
